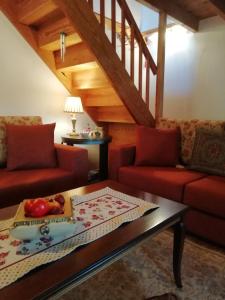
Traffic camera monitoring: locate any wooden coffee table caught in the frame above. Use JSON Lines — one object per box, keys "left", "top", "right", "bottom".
{"left": 0, "top": 180, "right": 188, "bottom": 300}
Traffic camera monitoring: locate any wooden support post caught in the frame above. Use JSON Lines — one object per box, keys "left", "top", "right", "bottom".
{"left": 155, "top": 11, "right": 167, "bottom": 120}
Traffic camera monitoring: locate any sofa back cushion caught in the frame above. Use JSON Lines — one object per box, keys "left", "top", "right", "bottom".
{"left": 156, "top": 118, "right": 225, "bottom": 165}
{"left": 7, "top": 123, "right": 57, "bottom": 170}
{"left": 189, "top": 128, "right": 225, "bottom": 176}
{"left": 135, "top": 126, "right": 180, "bottom": 167}
{"left": 0, "top": 116, "right": 42, "bottom": 166}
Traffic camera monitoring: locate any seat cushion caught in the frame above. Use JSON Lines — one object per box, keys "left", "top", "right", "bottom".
{"left": 184, "top": 209, "right": 225, "bottom": 247}
{"left": 0, "top": 168, "right": 78, "bottom": 208}
{"left": 183, "top": 176, "right": 225, "bottom": 218}
{"left": 135, "top": 126, "right": 180, "bottom": 167}
{"left": 119, "top": 166, "right": 206, "bottom": 202}
{"left": 7, "top": 123, "right": 56, "bottom": 170}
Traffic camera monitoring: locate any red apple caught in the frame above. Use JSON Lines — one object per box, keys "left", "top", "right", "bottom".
{"left": 29, "top": 198, "right": 49, "bottom": 218}
{"left": 24, "top": 199, "right": 34, "bottom": 215}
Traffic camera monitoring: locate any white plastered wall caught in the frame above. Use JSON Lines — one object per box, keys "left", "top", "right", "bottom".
{"left": 162, "top": 17, "right": 225, "bottom": 120}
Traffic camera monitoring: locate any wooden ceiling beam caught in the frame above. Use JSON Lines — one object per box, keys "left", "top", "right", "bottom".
{"left": 208, "top": 0, "right": 225, "bottom": 20}
{"left": 137, "top": 0, "right": 199, "bottom": 32}
{"left": 16, "top": 0, "right": 58, "bottom": 25}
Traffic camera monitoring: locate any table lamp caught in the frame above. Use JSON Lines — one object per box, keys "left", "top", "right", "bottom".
{"left": 64, "top": 96, "right": 83, "bottom": 136}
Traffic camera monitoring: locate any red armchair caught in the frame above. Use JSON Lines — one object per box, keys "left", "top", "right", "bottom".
{"left": 0, "top": 144, "right": 88, "bottom": 208}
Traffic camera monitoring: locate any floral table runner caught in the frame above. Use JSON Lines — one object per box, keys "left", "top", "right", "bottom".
{"left": 0, "top": 187, "right": 158, "bottom": 289}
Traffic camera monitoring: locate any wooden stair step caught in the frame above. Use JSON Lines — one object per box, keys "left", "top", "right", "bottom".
{"left": 66, "top": 62, "right": 98, "bottom": 73}
{"left": 80, "top": 87, "right": 123, "bottom": 107}
{"left": 72, "top": 67, "right": 110, "bottom": 90}
{"left": 54, "top": 42, "right": 95, "bottom": 70}
{"left": 38, "top": 16, "right": 81, "bottom": 51}
{"left": 86, "top": 106, "right": 135, "bottom": 124}
{"left": 16, "top": 0, "right": 58, "bottom": 25}
{"left": 82, "top": 96, "right": 122, "bottom": 107}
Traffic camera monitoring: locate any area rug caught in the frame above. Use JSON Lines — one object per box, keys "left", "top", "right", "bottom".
{"left": 59, "top": 231, "right": 225, "bottom": 300}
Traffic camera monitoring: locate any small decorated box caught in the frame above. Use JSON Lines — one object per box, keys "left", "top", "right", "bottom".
{"left": 10, "top": 193, "right": 76, "bottom": 240}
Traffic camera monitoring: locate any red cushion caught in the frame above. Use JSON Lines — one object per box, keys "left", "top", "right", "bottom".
{"left": 183, "top": 176, "right": 225, "bottom": 218}
{"left": 184, "top": 209, "right": 225, "bottom": 246}
{"left": 0, "top": 168, "right": 79, "bottom": 208}
{"left": 7, "top": 123, "right": 56, "bottom": 170}
{"left": 119, "top": 166, "right": 206, "bottom": 202}
{"left": 135, "top": 126, "right": 180, "bottom": 166}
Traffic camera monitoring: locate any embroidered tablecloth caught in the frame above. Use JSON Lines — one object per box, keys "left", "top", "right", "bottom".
{"left": 0, "top": 187, "right": 158, "bottom": 289}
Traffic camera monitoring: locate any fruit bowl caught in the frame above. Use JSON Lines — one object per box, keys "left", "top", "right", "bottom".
{"left": 10, "top": 192, "right": 76, "bottom": 240}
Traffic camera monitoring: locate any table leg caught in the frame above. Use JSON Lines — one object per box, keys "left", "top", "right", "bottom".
{"left": 99, "top": 143, "right": 108, "bottom": 180}
{"left": 173, "top": 221, "right": 185, "bottom": 288}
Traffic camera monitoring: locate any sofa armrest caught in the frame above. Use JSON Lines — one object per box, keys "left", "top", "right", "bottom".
{"left": 108, "top": 144, "right": 136, "bottom": 181}
{"left": 55, "top": 144, "right": 88, "bottom": 183}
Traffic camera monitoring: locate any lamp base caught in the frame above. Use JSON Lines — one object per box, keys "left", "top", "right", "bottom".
{"left": 68, "top": 132, "right": 80, "bottom": 137}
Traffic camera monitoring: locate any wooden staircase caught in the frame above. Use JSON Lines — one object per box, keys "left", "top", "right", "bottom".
{"left": 0, "top": 0, "right": 158, "bottom": 143}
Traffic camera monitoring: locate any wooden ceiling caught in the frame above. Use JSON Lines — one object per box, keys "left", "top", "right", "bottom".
{"left": 138, "top": 0, "right": 225, "bottom": 31}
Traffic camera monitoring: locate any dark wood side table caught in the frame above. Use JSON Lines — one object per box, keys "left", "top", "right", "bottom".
{"left": 61, "top": 135, "right": 112, "bottom": 180}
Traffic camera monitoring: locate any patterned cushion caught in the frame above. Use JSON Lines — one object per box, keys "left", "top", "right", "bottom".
{"left": 189, "top": 128, "right": 225, "bottom": 176}
{"left": 156, "top": 118, "right": 225, "bottom": 165}
{"left": 0, "top": 116, "right": 42, "bottom": 166}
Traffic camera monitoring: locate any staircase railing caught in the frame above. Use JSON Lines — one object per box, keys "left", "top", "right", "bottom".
{"left": 87, "top": 0, "right": 157, "bottom": 110}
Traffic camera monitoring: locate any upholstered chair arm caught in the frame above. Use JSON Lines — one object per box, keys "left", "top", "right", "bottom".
{"left": 108, "top": 144, "right": 136, "bottom": 180}
{"left": 55, "top": 144, "right": 88, "bottom": 184}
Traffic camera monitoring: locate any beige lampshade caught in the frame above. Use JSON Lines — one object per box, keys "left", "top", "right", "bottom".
{"left": 64, "top": 96, "right": 83, "bottom": 113}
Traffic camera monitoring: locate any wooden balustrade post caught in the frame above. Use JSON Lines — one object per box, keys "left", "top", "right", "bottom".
{"left": 155, "top": 11, "right": 167, "bottom": 120}
{"left": 100, "top": 0, "right": 105, "bottom": 31}
{"left": 130, "top": 25, "right": 134, "bottom": 81}
{"left": 145, "top": 60, "right": 150, "bottom": 108}
{"left": 138, "top": 44, "right": 142, "bottom": 97}
{"left": 121, "top": 7, "right": 126, "bottom": 66}
{"left": 111, "top": 0, "right": 116, "bottom": 49}
{"left": 88, "top": 0, "right": 93, "bottom": 9}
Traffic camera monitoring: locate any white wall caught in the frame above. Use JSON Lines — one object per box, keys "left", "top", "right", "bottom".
{"left": 162, "top": 17, "right": 225, "bottom": 120}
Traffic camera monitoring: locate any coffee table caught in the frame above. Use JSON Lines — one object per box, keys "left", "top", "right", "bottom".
{"left": 0, "top": 180, "right": 188, "bottom": 300}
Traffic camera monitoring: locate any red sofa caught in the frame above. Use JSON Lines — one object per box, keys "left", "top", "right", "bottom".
{"left": 109, "top": 118, "right": 225, "bottom": 247}
{"left": 0, "top": 116, "right": 88, "bottom": 208}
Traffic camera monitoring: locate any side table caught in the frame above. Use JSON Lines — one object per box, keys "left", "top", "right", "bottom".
{"left": 61, "top": 135, "right": 112, "bottom": 180}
